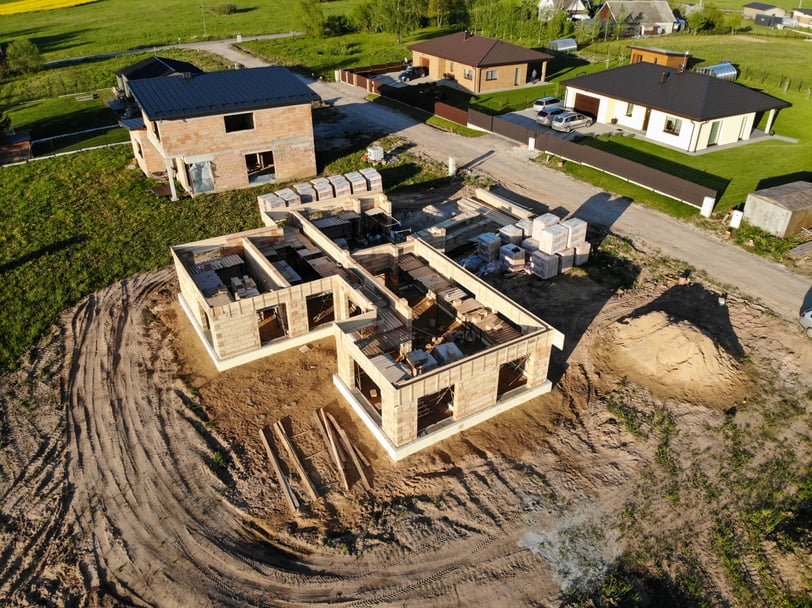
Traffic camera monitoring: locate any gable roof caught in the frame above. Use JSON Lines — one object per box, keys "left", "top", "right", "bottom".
{"left": 408, "top": 32, "right": 552, "bottom": 68}
{"left": 116, "top": 56, "right": 203, "bottom": 80}
{"left": 562, "top": 63, "right": 789, "bottom": 121}
{"left": 128, "top": 66, "right": 320, "bottom": 121}
{"left": 601, "top": 0, "right": 676, "bottom": 23}
{"left": 743, "top": 2, "right": 778, "bottom": 10}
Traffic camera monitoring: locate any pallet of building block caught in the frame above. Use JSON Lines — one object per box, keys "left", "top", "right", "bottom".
{"left": 531, "top": 251, "right": 559, "bottom": 279}
{"left": 345, "top": 171, "right": 368, "bottom": 194}
{"left": 560, "top": 217, "right": 588, "bottom": 248}
{"left": 293, "top": 182, "right": 316, "bottom": 203}
{"left": 359, "top": 168, "right": 383, "bottom": 192}
{"left": 310, "top": 177, "right": 334, "bottom": 201}
{"left": 537, "top": 223, "right": 568, "bottom": 255}
{"left": 574, "top": 240, "right": 591, "bottom": 265}
{"left": 498, "top": 224, "right": 524, "bottom": 245}
{"left": 531, "top": 213, "right": 560, "bottom": 241}
{"left": 276, "top": 188, "right": 301, "bottom": 207}
{"left": 517, "top": 218, "right": 533, "bottom": 237}
{"left": 328, "top": 174, "right": 352, "bottom": 198}
{"left": 500, "top": 244, "right": 525, "bottom": 272}
{"left": 257, "top": 192, "right": 286, "bottom": 213}
{"left": 476, "top": 233, "right": 501, "bottom": 261}
{"left": 521, "top": 237, "right": 539, "bottom": 253}
{"left": 556, "top": 247, "right": 575, "bottom": 273}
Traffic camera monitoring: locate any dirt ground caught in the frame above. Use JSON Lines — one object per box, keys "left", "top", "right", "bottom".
{"left": 1, "top": 186, "right": 810, "bottom": 607}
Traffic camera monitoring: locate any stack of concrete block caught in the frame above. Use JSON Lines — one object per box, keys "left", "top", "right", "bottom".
{"left": 537, "top": 223, "right": 568, "bottom": 255}
{"left": 530, "top": 251, "right": 559, "bottom": 279}
{"left": 560, "top": 217, "right": 588, "bottom": 248}
{"left": 257, "top": 192, "right": 286, "bottom": 213}
{"left": 500, "top": 244, "right": 525, "bottom": 272}
{"left": 531, "top": 213, "right": 560, "bottom": 241}
{"left": 498, "top": 224, "right": 524, "bottom": 245}
{"left": 359, "top": 168, "right": 383, "bottom": 192}
{"left": 476, "top": 233, "right": 502, "bottom": 262}
{"left": 516, "top": 218, "right": 534, "bottom": 238}
{"left": 521, "top": 237, "right": 539, "bottom": 252}
{"left": 328, "top": 174, "right": 352, "bottom": 198}
{"left": 293, "top": 182, "right": 316, "bottom": 203}
{"left": 557, "top": 248, "right": 575, "bottom": 272}
{"left": 311, "top": 177, "right": 333, "bottom": 201}
{"left": 575, "top": 241, "right": 591, "bottom": 265}
{"left": 345, "top": 171, "right": 368, "bottom": 194}
{"left": 276, "top": 188, "right": 301, "bottom": 207}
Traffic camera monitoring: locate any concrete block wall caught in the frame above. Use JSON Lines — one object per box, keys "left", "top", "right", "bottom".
{"left": 210, "top": 306, "right": 260, "bottom": 359}
{"left": 525, "top": 349, "right": 552, "bottom": 387}
{"left": 382, "top": 395, "right": 418, "bottom": 446}
{"left": 452, "top": 357, "right": 499, "bottom": 417}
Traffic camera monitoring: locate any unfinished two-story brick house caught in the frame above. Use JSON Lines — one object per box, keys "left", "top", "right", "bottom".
{"left": 171, "top": 180, "right": 564, "bottom": 460}
{"left": 123, "top": 66, "right": 319, "bottom": 200}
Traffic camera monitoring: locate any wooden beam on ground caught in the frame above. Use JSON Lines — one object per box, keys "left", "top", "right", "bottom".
{"left": 353, "top": 443, "right": 371, "bottom": 468}
{"left": 318, "top": 409, "right": 349, "bottom": 491}
{"left": 325, "top": 412, "right": 371, "bottom": 491}
{"left": 274, "top": 420, "right": 319, "bottom": 502}
{"left": 259, "top": 427, "right": 299, "bottom": 512}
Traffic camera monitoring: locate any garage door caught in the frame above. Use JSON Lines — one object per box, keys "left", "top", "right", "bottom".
{"left": 574, "top": 93, "right": 600, "bottom": 118}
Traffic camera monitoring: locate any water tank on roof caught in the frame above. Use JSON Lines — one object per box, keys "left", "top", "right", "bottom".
{"left": 696, "top": 62, "right": 738, "bottom": 81}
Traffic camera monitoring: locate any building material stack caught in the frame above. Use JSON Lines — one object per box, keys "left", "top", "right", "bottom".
{"left": 476, "top": 233, "right": 502, "bottom": 262}
{"left": 359, "top": 168, "right": 383, "bottom": 192}
{"left": 293, "top": 182, "right": 316, "bottom": 203}
{"left": 560, "top": 217, "right": 591, "bottom": 267}
{"left": 311, "top": 177, "right": 334, "bottom": 201}
{"left": 276, "top": 188, "right": 301, "bottom": 207}
{"left": 531, "top": 213, "right": 560, "bottom": 240}
{"left": 328, "top": 174, "right": 352, "bottom": 198}
{"left": 517, "top": 218, "right": 534, "bottom": 238}
{"left": 529, "top": 251, "right": 559, "bottom": 279}
{"left": 537, "top": 223, "right": 568, "bottom": 256}
{"left": 258, "top": 192, "right": 285, "bottom": 213}
{"left": 498, "top": 224, "right": 524, "bottom": 245}
{"left": 500, "top": 244, "right": 525, "bottom": 273}
{"left": 345, "top": 171, "right": 368, "bottom": 194}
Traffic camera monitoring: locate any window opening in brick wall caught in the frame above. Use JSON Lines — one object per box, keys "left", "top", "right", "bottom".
{"left": 245, "top": 150, "right": 275, "bottom": 184}
{"left": 417, "top": 386, "right": 455, "bottom": 433}
{"left": 225, "top": 112, "right": 254, "bottom": 132}
{"left": 464, "top": 69, "right": 473, "bottom": 80}
{"left": 486, "top": 69, "right": 498, "bottom": 81}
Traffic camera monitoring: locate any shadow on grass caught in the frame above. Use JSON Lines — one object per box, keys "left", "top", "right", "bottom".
{"left": 32, "top": 28, "right": 95, "bottom": 56}
{"left": 0, "top": 235, "right": 89, "bottom": 274}
{"left": 756, "top": 171, "right": 812, "bottom": 190}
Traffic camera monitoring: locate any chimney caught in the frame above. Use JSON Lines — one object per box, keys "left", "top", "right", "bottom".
{"left": 659, "top": 71, "right": 669, "bottom": 84}
{"left": 463, "top": 30, "right": 472, "bottom": 40}
{"left": 182, "top": 71, "right": 192, "bottom": 81}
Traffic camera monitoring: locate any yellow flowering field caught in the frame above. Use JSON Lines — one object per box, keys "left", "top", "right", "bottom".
{"left": 0, "top": 0, "right": 96, "bottom": 16}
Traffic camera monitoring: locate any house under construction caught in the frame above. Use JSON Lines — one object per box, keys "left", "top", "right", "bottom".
{"left": 171, "top": 173, "right": 564, "bottom": 460}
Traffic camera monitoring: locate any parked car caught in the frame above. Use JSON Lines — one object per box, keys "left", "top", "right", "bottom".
{"left": 800, "top": 305, "right": 812, "bottom": 337}
{"left": 536, "top": 107, "right": 567, "bottom": 126}
{"left": 532, "top": 97, "right": 562, "bottom": 112}
{"left": 550, "top": 111, "right": 594, "bottom": 132}
{"left": 398, "top": 66, "right": 425, "bottom": 82}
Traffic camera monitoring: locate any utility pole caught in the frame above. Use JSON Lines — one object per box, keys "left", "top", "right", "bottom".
{"left": 201, "top": 3, "right": 208, "bottom": 38}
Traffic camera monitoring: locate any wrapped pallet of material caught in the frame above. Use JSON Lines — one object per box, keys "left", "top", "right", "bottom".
{"left": 530, "top": 251, "right": 558, "bottom": 279}
{"left": 575, "top": 240, "right": 591, "bottom": 265}
{"left": 557, "top": 247, "right": 575, "bottom": 273}
{"left": 517, "top": 218, "right": 534, "bottom": 237}
{"left": 345, "top": 171, "right": 368, "bottom": 194}
{"left": 537, "top": 223, "right": 568, "bottom": 255}
{"left": 560, "top": 217, "right": 588, "bottom": 248}
{"left": 359, "top": 168, "right": 383, "bottom": 192}
{"left": 532, "top": 213, "right": 560, "bottom": 241}
{"left": 500, "top": 244, "right": 525, "bottom": 272}
{"left": 498, "top": 224, "right": 524, "bottom": 245}
{"left": 257, "top": 192, "right": 285, "bottom": 213}
{"left": 521, "top": 237, "right": 539, "bottom": 252}
{"left": 311, "top": 177, "right": 334, "bottom": 201}
{"left": 476, "top": 233, "right": 501, "bottom": 262}
{"left": 293, "top": 182, "right": 316, "bottom": 203}
{"left": 328, "top": 174, "right": 352, "bottom": 198}
{"left": 276, "top": 188, "right": 301, "bottom": 207}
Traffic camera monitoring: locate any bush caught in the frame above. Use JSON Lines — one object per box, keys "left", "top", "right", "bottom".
{"left": 211, "top": 3, "right": 237, "bottom": 15}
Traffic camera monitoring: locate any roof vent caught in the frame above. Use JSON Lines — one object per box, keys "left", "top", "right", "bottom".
{"left": 182, "top": 71, "right": 193, "bottom": 81}
{"left": 463, "top": 30, "right": 472, "bottom": 40}
{"left": 659, "top": 71, "right": 669, "bottom": 84}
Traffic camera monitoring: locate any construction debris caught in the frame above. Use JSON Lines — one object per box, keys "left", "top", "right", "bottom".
{"left": 273, "top": 420, "right": 319, "bottom": 502}
{"left": 259, "top": 428, "right": 299, "bottom": 512}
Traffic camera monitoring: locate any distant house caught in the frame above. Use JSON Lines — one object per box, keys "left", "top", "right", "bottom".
{"left": 743, "top": 181, "right": 812, "bottom": 238}
{"left": 0, "top": 132, "right": 31, "bottom": 165}
{"left": 407, "top": 32, "right": 553, "bottom": 94}
{"left": 538, "top": 0, "right": 591, "bottom": 20}
{"left": 742, "top": 2, "right": 786, "bottom": 20}
{"left": 561, "top": 62, "right": 789, "bottom": 153}
{"left": 122, "top": 66, "right": 319, "bottom": 199}
{"left": 595, "top": 0, "right": 678, "bottom": 36}
{"left": 629, "top": 45, "right": 690, "bottom": 68}
{"left": 792, "top": 7, "right": 812, "bottom": 27}
{"left": 115, "top": 56, "right": 204, "bottom": 98}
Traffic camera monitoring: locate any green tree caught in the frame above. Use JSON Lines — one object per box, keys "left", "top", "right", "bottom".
{"left": 293, "top": 0, "right": 326, "bottom": 38}
{"left": 687, "top": 4, "right": 726, "bottom": 33}
{"left": 726, "top": 12, "right": 743, "bottom": 34}
{"left": 6, "top": 38, "right": 42, "bottom": 74}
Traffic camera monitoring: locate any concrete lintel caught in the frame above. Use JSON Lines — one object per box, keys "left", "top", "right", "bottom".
{"left": 333, "top": 373, "right": 553, "bottom": 462}
{"left": 178, "top": 293, "right": 333, "bottom": 372}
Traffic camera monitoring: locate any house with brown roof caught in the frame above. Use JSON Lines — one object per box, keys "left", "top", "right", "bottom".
{"left": 561, "top": 62, "right": 789, "bottom": 152}
{"left": 121, "top": 66, "right": 319, "bottom": 200}
{"left": 407, "top": 32, "right": 553, "bottom": 94}
{"left": 596, "top": 0, "right": 678, "bottom": 36}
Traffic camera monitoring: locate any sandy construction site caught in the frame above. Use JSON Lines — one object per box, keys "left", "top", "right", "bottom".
{"left": 1, "top": 186, "right": 810, "bottom": 607}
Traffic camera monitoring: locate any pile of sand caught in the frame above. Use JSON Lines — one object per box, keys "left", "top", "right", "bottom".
{"left": 603, "top": 310, "right": 744, "bottom": 405}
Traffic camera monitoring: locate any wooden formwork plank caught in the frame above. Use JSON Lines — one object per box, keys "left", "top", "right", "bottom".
{"left": 273, "top": 420, "right": 319, "bottom": 502}
{"left": 319, "top": 409, "right": 349, "bottom": 491}
{"left": 259, "top": 428, "right": 298, "bottom": 512}
{"left": 325, "top": 412, "right": 371, "bottom": 491}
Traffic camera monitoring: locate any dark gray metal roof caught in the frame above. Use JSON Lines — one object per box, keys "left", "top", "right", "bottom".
{"left": 743, "top": 2, "right": 778, "bottom": 10}
{"left": 128, "top": 66, "right": 320, "bottom": 121}
{"left": 119, "top": 117, "right": 146, "bottom": 131}
{"left": 116, "top": 56, "right": 203, "bottom": 80}
{"left": 562, "top": 63, "right": 789, "bottom": 121}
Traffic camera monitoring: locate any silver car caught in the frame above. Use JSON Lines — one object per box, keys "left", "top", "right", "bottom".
{"left": 550, "top": 111, "right": 594, "bottom": 132}
{"left": 536, "top": 107, "right": 567, "bottom": 126}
